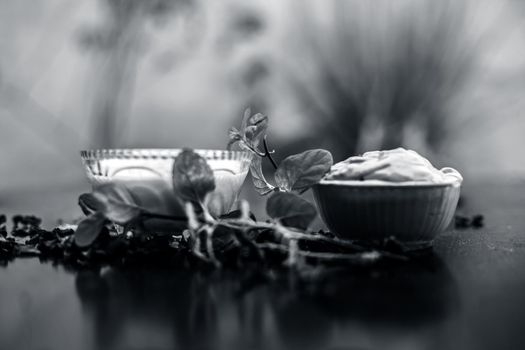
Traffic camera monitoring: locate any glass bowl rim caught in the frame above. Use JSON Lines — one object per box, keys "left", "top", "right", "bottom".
{"left": 80, "top": 148, "right": 253, "bottom": 161}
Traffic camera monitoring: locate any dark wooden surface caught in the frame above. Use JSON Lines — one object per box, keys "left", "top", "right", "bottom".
{"left": 1, "top": 180, "right": 525, "bottom": 350}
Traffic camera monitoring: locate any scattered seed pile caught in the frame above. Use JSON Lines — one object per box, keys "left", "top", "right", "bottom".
{"left": 0, "top": 214, "right": 459, "bottom": 271}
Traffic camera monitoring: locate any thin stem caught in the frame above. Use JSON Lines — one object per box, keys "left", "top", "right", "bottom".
{"left": 219, "top": 219, "right": 364, "bottom": 250}
{"left": 139, "top": 209, "right": 408, "bottom": 262}
{"left": 257, "top": 243, "right": 405, "bottom": 262}
{"left": 193, "top": 246, "right": 210, "bottom": 263}
{"left": 263, "top": 135, "right": 278, "bottom": 170}
{"left": 217, "top": 219, "right": 410, "bottom": 260}
{"left": 205, "top": 225, "right": 221, "bottom": 267}
{"left": 244, "top": 141, "right": 266, "bottom": 157}
{"left": 287, "top": 239, "right": 299, "bottom": 266}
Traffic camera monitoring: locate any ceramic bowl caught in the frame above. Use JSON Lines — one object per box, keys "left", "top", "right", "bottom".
{"left": 81, "top": 149, "right": 253, "bottom": 220}
{"left": 312, "top": 178, "right": 461, "bottom": 242}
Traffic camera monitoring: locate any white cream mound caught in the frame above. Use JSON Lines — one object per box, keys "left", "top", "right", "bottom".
{"left": 324, "top": 148, "right": 463, "bottom": 184}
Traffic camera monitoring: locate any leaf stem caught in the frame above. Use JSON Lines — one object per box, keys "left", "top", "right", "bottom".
{"left": 243, "top": 141, "right": 266, "bottom": 157}
{"left": 218, "top": 219, "right": 361, "bottom": 249}
{"left": 216, "top": 219, "right": 410, "bottom": 260}
{"left": 125, "top": 206, "right": 410, "bottom": 262}
{"left": 204, "top": 224, "right": 221, "bottom": 267}
{"left": 263, "top": 135, "right": 278, "bottom": 170}
{"left": 257, "top": 243, "right": 395, "bottom": 262}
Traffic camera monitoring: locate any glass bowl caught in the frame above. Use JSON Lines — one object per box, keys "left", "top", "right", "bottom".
{"left": 80, "top": 149, "right": 253, "bottom": 224}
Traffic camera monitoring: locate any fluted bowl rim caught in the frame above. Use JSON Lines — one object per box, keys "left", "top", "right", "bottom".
{"left": 80, "top": 148, "right": 253, "bottom": 162}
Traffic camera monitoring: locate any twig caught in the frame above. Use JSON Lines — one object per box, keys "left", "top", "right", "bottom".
{"left": 204, "top": 225, "right": 221, "bottom": 267}
{"left": 115, "top": 206, "right": 410, "bottom": 264}
{"left": 257, "top": 243, "right": 406, "bottom": 262}
{"left": 219, "top": 219, "right": 411, "bottom": 260}
{"left": 219, "top": 219, "right": 364, "bottom": 251}
{"left": 287, "top": 239, "right": 299, "bottom": 266}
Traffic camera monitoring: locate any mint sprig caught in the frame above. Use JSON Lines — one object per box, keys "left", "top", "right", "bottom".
{"left": 72, "top": 109, "right": 412, "bottom": 268}
{"left": 228, "top": 109, "right": 278, "bottom": 195}
{"left": 228, "top": 109, "right": 332, "bottom": 195}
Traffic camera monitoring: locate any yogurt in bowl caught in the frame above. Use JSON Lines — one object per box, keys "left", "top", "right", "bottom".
{"left": 313, "top": 148, "right": 462, "bottom": 242}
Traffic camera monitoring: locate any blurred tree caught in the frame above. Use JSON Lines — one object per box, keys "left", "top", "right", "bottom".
{"left": 276, "top": 0, "right": 476, "bottom": 161}
{"left": 215, "top": 3, "right": 269, "bottom": 122}
{"left": 78, "top": 0, "right": 193, "bottom": 148}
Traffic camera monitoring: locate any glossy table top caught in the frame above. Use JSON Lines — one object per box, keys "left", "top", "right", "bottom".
{"left": 1, "top": 180, "right": 525, "bottom": 350}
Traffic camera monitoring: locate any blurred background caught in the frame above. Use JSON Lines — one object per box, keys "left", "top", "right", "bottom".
{"left": 1, "top": 0, "right": 525, "bottom": 224}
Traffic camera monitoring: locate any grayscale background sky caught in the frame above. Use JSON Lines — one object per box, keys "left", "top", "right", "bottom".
{"left": 1, "top": 0, "right": 524, "bottom": 223}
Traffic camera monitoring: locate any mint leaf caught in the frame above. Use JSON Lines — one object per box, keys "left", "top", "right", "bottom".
{"left": 266, "top": 192, "right": 317, "bottom": 230}
{"left": 228, "top": 109, "right": 268, "bottom": 152}
{"left": 244, "top": 112, "right": 268, "bottom": 148}
{"left": 74, "top": 212, "right": 107, "bottom": 247}
{"left": 274, "top": 149, "right": 333, "bottom": 192}
{"left": 92, "top": 184, "right": 143, "bottom": 224}
{"left": 78, "top": 193, "right": 103, "bottom": 215}
{"left": 227, "top": 127, "right": 242, "bottom": 150}
{"left": 249, "top": 156, "right": 275, "bottom": 195}
{"left": 172, "top": 148, "right": 216, "bottom": 205}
